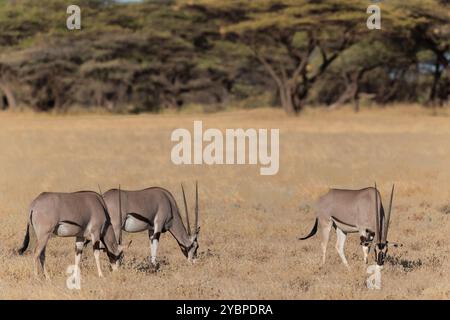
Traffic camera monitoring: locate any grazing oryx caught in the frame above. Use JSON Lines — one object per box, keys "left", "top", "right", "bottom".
{"left": 102, "top": 183, "right": 200, "bottom": 267}
{"left": 18, "top": 191, "right": 123, "bottom": 279}
{"left": 299, "top": 184, "right": 399, "bottom": 267}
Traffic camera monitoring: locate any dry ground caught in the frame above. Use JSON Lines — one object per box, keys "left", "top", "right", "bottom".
{"left": 0, "top": 105, "right": 449, "bottom": 299}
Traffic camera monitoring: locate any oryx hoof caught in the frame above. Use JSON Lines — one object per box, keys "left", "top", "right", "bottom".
{"left": 148, "top": 258, "right": 160, "bottom": 271}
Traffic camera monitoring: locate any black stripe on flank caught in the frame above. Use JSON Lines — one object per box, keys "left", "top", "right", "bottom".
{"left": 331, "top": 216, "right": 358, "bottom": 228}
{"left": 127, "top": 213, "right": 151, "bottom": 225}
{"left": 60, "top": 220, "right": 83, "bottom": 228}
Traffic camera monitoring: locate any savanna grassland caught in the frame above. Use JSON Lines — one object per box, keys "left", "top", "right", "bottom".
{"left": 0, "top": 106, "right": 449, "bottom": 299}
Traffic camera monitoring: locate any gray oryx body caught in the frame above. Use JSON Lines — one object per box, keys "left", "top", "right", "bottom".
{"left": 299, "top": 185, "right": 396, "bottom": 267}
{"left": 18, "top": 191, "right": 123, "bottom": 278}
{"left": 103, "top": 183, "right": 199, "bottom": 267}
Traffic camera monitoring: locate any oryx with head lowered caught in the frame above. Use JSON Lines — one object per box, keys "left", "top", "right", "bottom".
{"left": 102, "top": 182, "right": 200, "bottom": 267}
{"left": 18, "top": 191, "right": 123, "bottom": 279}
{"left": 299, "top": 184, "right": 399, "bottom": 267}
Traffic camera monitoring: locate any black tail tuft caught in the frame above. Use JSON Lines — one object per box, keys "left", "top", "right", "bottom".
{"left": 17, "top": 223, "right": 30, "bottom": 255}
{"left": 298, "top": 218, "right": 318, "bottom": 240}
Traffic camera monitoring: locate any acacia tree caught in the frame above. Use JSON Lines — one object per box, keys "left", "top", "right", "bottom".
{"left": 323, "top": 38, "right": 415, "bottom": 110}
{"left": 89, "top": 1, "right": 221, "bottom": 110}
{"left": 383, "top": 0, "right": 450, "bottom": 105}
{"left": 0, "top": 0, "right": 112, "bottom": 110}
{"left": 183, "top": 0, "right": 368, "bottom": 114}
{"left": 0, "top": 0, "right": 49, "bottom": 109}
{"left": 1, "top": 0, "right": 448, "bottom": 112}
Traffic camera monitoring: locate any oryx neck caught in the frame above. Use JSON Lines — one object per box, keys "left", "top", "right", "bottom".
{"left": 169, "top": 215, "right": 192, "bottom": 249}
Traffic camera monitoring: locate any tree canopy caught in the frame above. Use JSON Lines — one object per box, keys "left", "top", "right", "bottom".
{"left": 0, "top": 0, "right": 448, "bottom": 113}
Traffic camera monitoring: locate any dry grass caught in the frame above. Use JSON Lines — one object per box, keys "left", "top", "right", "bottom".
{"left": 0, "top": 105, "right": 449, "bottom": 299}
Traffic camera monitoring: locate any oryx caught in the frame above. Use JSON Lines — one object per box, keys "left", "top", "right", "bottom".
{"left": 18, "top": 191, "right": 123, "bottom": 279}
{"left": 299, "top": 184, "right": 399, "bottom": 267}
{"left": 102, "top": 182, "right": 200, "bottom": 267}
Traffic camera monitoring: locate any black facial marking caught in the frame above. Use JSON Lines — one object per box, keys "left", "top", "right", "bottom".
{"left": 93, "top": 241, "right": 101, "bottom": 250}
{"left": 360, "top": 235, "right": 371, "bottom": 246}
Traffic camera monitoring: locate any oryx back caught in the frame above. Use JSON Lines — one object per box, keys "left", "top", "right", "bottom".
{"left": 103, "top": 187, "right": 175, "bottom": 236}
{"left": 30, "top": 191, "right": 108, "bottom": 238}
{"left": 103, "top": 183, "right": 200, "bottom": 266}
{"left": 299, "top": 186, "right": 391, "bottom": 267}
{"left": 19, "top": 190, "right": 122, "bottom": 279}
{"left": 318, "top": 187, "right": 382, "bottom": 234}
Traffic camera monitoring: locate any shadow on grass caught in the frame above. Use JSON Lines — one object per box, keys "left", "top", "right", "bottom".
{"left": 385, "top": 255, "right": 423, "bottom": 272}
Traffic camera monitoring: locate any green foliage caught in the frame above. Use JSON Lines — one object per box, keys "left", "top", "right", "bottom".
{"left": 0, "top": 0, "right": 448, "bottom": 113}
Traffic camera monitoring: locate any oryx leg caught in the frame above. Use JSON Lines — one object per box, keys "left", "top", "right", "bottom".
{"left": 148, "top": 226, "right": 161, "bottom": 267}
{"left": 319, "top": 218, "right": 332, "bottom": 265}
{"left": 360, "top": 230, "right": 374, "bottom": 264}
{"left": 34, "top": 233, "right": 50, "bottom": 280}
{"left": 335, "top": 228, "right": 350, "bottom": 268}
{"left": 362, "top": 245, "right": 370, "bottom": 264}
{"left": 91, "top": 232, "right": 104, "bottom": 278}
{"left": 74, "top": 237, "right": 84, "bottom": 269}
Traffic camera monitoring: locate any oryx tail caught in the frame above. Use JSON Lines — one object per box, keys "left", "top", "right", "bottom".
{"left": 18, "top": 210, "right": 33, "bottom": 255}
{"left": 298, "top": 218, "right": 318, "bottom": 240}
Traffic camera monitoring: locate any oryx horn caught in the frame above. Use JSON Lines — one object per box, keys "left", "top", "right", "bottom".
{"left": 383, "top": 184, "right": 395, "bottom": 243}
{"left": 374, "top": 182, "right": 381, "bottom": 244}
{"left": 195, "top": 181, "right": 199, "bottom": 233}
{"left": 118, "top": 184, "right": 123, "bottom": 245}
{"left": 181, "top": 183, "right": 191, "bottom": 236}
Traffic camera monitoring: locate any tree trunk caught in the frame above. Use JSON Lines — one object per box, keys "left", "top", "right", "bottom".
{"left": 353, "top": 84, "right": 360, "bottom": 113}
{"left": 278, "top": 83, "right": 298, "bottom": 114}
{"left": 95, "top": 89, "right": 104, "bottom": 107}
{"left": 330, "top": 85, "right": 355, "bottom": 109}
{"left": 331, "top": 68, "right": 369, "bottom": 111}
{"left": 0, "top": 82, "right": 17, "bottom": 110}
{"left": 378, "top": 69, "right": 404, "bottom": 104}
{"left": 428, "top": 58, "right": 442, "bottom": 106}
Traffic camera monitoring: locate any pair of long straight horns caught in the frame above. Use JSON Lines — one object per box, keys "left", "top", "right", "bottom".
{"left": 374, "top": 182, "right": 395, "bottom": 244}
{"left": 181, "top": 181, "right": 199, "bottom": 236}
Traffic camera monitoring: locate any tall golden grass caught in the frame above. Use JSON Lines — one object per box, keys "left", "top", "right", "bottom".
{"left": 0, "top": 105, "right": 449, "bottom": 299}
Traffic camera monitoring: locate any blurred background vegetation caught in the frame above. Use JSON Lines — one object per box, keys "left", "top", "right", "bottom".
{"left": 0, "top": 0, "right": 448, "bottom": 114}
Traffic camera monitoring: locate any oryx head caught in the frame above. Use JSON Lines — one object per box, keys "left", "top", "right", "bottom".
{"left": 98, "top": 186, "right": 124, "bottom": 270}
{"left": 181, "top": 181, "right": 200, "bottom": 263}
{"left": 373, "top": 183, "right": 397, "bottom": 266}
{"left": 101, "top": 222, "right": 124, "bottom": 270}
